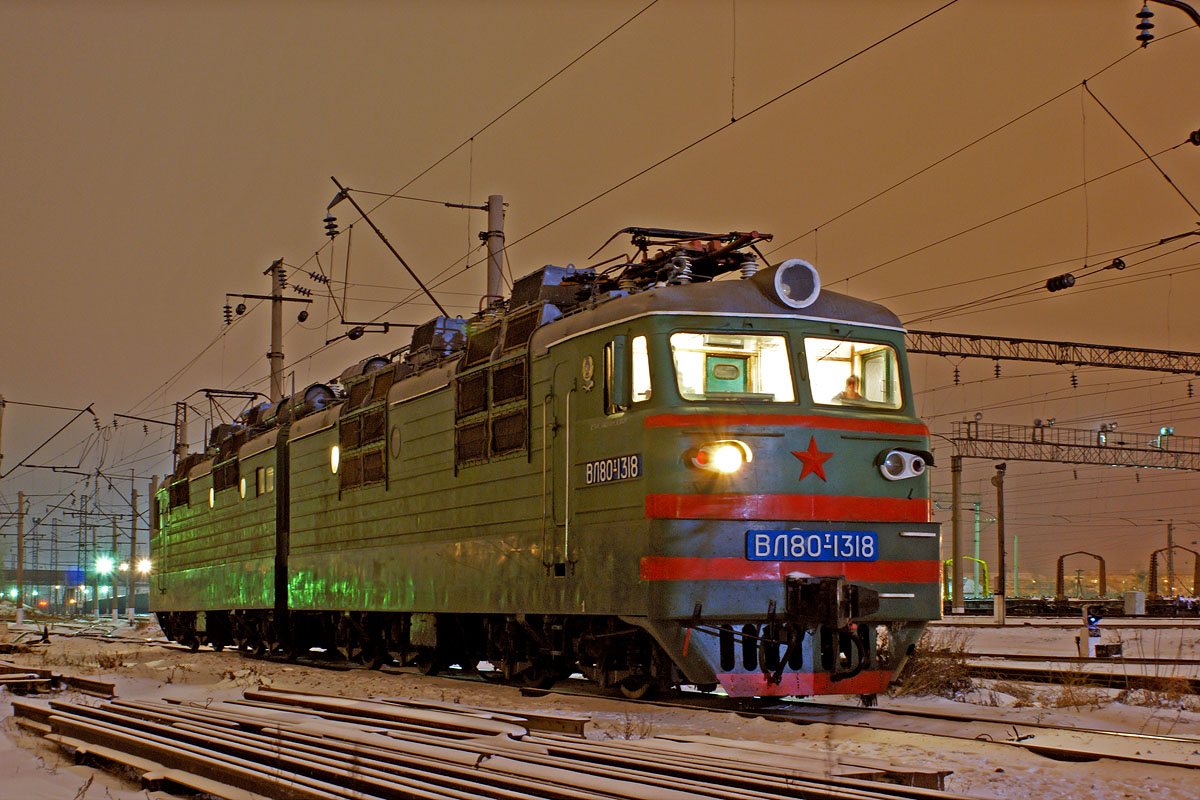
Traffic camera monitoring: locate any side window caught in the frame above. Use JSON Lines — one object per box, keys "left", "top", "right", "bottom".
{"left": 605, "top": 335, "right": 652, "bottom": 414}
{"left": 632, "top": 336, "right": 651, "bottom": 403}
{"left": 604, "top": 342, "right": 620, "bottom": 415}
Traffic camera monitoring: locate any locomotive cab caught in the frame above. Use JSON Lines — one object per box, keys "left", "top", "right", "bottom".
{"left": 549, "top": 257, "right": 940, "bottom": 697}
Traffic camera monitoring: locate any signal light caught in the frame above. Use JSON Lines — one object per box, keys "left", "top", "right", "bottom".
{"left": 1136, "top": 3, "right": 1155, "bottom": 46}
{"left": 1046, "top": 273, "right": 1076, "bottom": 292}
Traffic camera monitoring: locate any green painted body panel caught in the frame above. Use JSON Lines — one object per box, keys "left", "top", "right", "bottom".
{"left": 151, "top": 442, "right": 279, "bottom": 611}
{"left": 287, "top": 346, "right": 651, "bottom": 615}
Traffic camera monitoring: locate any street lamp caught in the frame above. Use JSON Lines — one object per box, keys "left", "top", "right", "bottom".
{"left": 95, "top": 556, "right": 114, "bottom": 575}
{"left": 136, "top": 559, "right": 152, "bottom": 575}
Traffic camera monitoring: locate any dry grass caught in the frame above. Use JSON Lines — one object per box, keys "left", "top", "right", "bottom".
{"left": 888, "top": 629, "right": 974, "bottom": 699}
{"left": 1045, "top": 674, "right": 1108, "bottom": 709}
{"left": 1116, "top": 677, "right": 1200, "bottom": 711}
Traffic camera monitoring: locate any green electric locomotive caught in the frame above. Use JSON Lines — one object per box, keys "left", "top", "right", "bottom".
{"left": 153, "top": 228, "right": 940, "bottom": 698}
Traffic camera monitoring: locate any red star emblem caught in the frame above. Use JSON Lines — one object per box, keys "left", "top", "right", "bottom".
{"left": 792, "top": 436, "right": 832, "bottom": 482}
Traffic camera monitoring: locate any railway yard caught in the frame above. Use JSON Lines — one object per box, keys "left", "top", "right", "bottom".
{"left": 0, "top": 612, "right": 1196, "bottom": 800}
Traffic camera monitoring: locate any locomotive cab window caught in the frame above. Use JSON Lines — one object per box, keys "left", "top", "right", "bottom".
{"left": 604, "top": 334, "right": 652, "bottom": 414}
{"left": 804, "top": 337, "right": 902, "bottom": 409}
{"left": 670, "top": 332, "right": 793, "bottom": 402}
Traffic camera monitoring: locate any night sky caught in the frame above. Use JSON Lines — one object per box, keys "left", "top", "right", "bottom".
{"left": 2, "top": 1, "right": 1198, "bottom": 590}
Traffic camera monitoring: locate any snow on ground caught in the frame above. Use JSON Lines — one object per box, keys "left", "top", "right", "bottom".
{"left": 1, "top": 615, "right": 1198, "bottom": 799}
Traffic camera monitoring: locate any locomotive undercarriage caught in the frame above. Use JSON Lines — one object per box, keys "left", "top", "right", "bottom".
{"left": 156, "top": 609, "right": 687, "bottom": 698}
{"left": 156, "top": 606, "right": 923, "bottom": 699}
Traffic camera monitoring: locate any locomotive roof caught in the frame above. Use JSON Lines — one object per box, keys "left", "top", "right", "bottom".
{"left": 531, "top": 264, "right": 904, "bottom": 352}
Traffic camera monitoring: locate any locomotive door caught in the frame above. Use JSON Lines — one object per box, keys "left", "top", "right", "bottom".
{"left": 544, "top": 357, "right": 581, "bottom": 575}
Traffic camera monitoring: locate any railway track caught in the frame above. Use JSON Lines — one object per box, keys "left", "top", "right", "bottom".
{"left": 12, "top": 688, "right": 969, "bottom": 800}
{"left": 963, "top": 661, "right": 1200, "bottom": 693}
{"left": 513, "top": 684, "right": 1200, "bottom": 772}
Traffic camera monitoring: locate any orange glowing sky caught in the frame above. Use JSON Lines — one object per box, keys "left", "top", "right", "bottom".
{"left": 2, "top": 1, "right": 1199, "bottom": 582}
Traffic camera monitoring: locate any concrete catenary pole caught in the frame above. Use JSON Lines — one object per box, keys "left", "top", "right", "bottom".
{"left": 950, "top": 455, "right": 964, "bottom": 613}
{"left": 268, "top": 259, "right": 285, "bottom": 403}
{"left": 0, "top": 393, "right": 6, "bottom": 475}
{"left": 16, "top": 490, "right": 24, "bottom": 625}
{"left": 1167, "top": 520, "right": 1176, "bottom": 596}
{"left": 128, "top": 473, "right": 137, "bottom": 623}
{"left": 991, "top": 463, "right": 1007, "bottom": 624}
{"left": 486, "top": 195, "right": 505, "bottom": 304}
{"left": 91, "top": 518, "right": 98, "bottom": 618}
{"left": 111, "top": 515, "right": 118, "bottom": 621}
{"left": 149, "top": 476, "right": 158, "bottom": 598}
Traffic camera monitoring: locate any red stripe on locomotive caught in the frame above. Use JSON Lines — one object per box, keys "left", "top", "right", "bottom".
{"left": 645, "top": 493, "right": 931, "bottom": 522}
{"left": 638, "top": 556, "right": 941, "bottom": 583}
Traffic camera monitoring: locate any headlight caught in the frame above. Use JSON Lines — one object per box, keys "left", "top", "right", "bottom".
{"left": 690, "top": 441, "right": 753, "bottom": 474}
{"left": 878, "top": 449, "right": 926, "bottom": 481}
{"left": 331, "top": 445, "right": 341, "bottom": 474}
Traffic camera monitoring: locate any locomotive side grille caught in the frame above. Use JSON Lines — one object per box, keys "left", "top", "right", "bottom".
{"left": 369, "top": 367, "right": 395, "bottom": 402}
{"left": 362, "top": 449, "right": 386, "bottom": 483}
{"left": 464, "top": 324, "right": 500, "bottom": 367}
{"left": 168, "top": 480, "right": 189, "bottom": 509}
{"left": 455, "top": 372, "right": 488, "bottom": 418}
{"left": 339, "top": 454, "right": 362, "bottom": 490}
{"left": 501, "top": 308, "right": 539, "bottom": 351}
{"left": 340, "top": 417, "right": 362, "bottom": 449}
{"left": 213, "top": 459, "right": 239, "bottom": 492}
{"left": 347, "top": 379, "right": 371, "bottom": 409}
{"left": 456, "top": 421, "right": 488, "bottom": 462}
{"left": 361, "top": 408, "right": 386, "bottom": 445}
{"left": 490, "top": 410, "right": 527, "bottom": 455}
{"left": 491, "top": 360, "right": 526, "bottom": 405}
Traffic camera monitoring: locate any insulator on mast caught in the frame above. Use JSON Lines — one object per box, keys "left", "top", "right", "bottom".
{"left": 324, "top": 213, "right": 339, "bottom": 238}
{"left": 1136, "top": 3, "right": 1155, "bottom": 47}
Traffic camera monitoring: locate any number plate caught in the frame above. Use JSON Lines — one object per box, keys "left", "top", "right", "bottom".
{"left": 746, "top": 530, "right": 878, "bottom": 561}
{"left": 583, "top": 453, "right": 642, "bottom": 485}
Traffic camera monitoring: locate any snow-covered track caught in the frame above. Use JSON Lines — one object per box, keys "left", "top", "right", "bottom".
{"left": 11, "top": 689, "right": 976, "bottom": 800}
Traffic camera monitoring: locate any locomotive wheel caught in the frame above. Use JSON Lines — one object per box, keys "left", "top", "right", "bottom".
{"left": 412, "top": 649, "right": 442, "bottom": 676}
{"left": 519, "top": 663, "right": 558, "bottom": 690}
{"left": 210, "top": 640, "right": 225, "bottom": 653}
{"left": 619, "top": 676, "right": 658, "bottom": 700}
{"left": 182, "top": 636, "right": 201, "bottom": 653}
